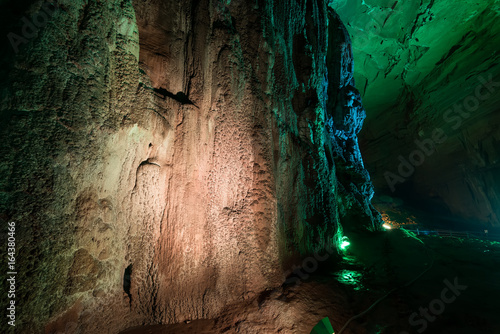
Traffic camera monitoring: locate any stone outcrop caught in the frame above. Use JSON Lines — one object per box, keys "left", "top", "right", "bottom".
{"left": 0, "top": 1, "right": 378, "bottom": 333}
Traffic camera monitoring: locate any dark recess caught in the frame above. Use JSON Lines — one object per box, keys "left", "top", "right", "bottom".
{"left": 123, "top": 264, "right": 132, "bottom": 306}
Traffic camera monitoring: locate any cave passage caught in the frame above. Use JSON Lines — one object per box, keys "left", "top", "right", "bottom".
{"left": 333, "top": 0, "right": 500, "bottom": 232}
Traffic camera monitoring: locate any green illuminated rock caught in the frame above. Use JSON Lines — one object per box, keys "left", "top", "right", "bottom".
{"left": 333, "top": 0, "right": 500, "bottom": 227}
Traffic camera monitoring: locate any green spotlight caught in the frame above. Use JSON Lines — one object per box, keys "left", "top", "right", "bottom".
{"left": 340, "top": 236, "right": 350, "bottom": 250}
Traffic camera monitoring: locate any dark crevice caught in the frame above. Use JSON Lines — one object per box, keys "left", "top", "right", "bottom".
{"left": 435, "top": 31, "right": 474, "bottom": 66}
{"left": 138, "top": 83, "right": 198, "bottom": 107}
{"left": 153, "top": 87, "right": 197, "bottom": 106}
{"left": 123, "top": 264, "right": 132, "bottom": 307}
{"left": 139, "top": 159, "right": 160, "bottom": 168}
{"left": 382, "top": 1, "right": 399, "bottom": 27}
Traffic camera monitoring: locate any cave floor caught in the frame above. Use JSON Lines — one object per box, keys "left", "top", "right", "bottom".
{"left": 120, "top": 230, "right": 500, "bottom": 334}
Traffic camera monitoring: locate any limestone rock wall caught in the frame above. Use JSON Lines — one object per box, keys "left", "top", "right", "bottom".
{"left": 0, "top": 1, "right": 378, "bottom": 333}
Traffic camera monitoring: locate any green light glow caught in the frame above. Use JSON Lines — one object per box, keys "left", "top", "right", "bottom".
{"left": 339, "top": 236, "right": 351, "bottom": 251}
{"left": 334, "top": 269, "right": 364, "bottom": 290}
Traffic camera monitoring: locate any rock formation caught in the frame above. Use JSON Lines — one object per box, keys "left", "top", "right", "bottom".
{"left": 333, "top": 0, "right": 500, "bottom": 227}
{"left": 0, "top": 0, "right": 379, "bottom": 333}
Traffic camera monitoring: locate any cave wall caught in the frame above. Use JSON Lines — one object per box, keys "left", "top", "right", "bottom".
{"left": 333, "top": 0, "right": 500, "bottom": 227}
{"left": 0, "top": 0, "right": 378, "bottom": 333}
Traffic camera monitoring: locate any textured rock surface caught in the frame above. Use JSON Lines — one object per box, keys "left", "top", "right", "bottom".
{"left": 333, "top": 0, "right": 500, "bottom": 227}
{"left": 0, "top": 0, "right": 378, "bottom": 333}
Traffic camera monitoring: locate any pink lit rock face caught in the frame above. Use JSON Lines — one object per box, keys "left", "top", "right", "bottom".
{"left": 0, "top": 1, "right": 378, "bottom": 333}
